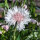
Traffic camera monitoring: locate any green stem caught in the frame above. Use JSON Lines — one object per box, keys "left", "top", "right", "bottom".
{"left": 14, "top": 28, "right": 16, "bottom": 40}
{"left": 23, "top": 0, "right": 26, "bottom": 7}
{"left": 4, "top": 10, "right": 5, "bottom": 17}
{"left": 13, "top": 22, "right": 17, "bottom": 40}
{"left": 12, "top": 0, "right": 14, "bottom": 7}
{"left": 15, "top": 0, "right": 17, "bottom": 6}
{"left": 12, "top": 0, "right": 17, "bottom": 7}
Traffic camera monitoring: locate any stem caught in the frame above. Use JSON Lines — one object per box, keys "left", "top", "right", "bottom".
{"left": 14, "top": 28, "right": 16, "bottom": 40}
{"left": 12, "top": 0, "right": 14, "bottom": 7}
{"left": 23, "top": 0, "right": 26, "bottom": 7}
{"left": 13, "top": 22, "right": 17, "bottom": 40}
{"left": 15, "top": 0, "right": 17, "bottom": 6}
{"left": 4, "top": 9, "right": 5, "bottom": 16}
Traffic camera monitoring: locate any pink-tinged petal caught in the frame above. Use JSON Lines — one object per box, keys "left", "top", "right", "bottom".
{"left": 24, "top": 5, "right": 27, "bottom": 9}
{"left": 37, "top": 22, "right": 40, "bottom": 26}
{"left": 21, "top": 4, "right": 27, "bottom": 9}
{"left": 0, "top": 31, "right": 2, "bottom": 34}
{"left": 2, "top": 25, "right": 9, "bottom": 31}
{"left": 31, "top": 19, "right": 37, "bottom": 24}
{"left": 0, "top": 23, "right": 2, "bottom": 25}
{"left": 13, "top": 12, "right": 24, "bottom": 23}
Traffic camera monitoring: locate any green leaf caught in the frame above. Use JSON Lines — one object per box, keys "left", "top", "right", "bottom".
{"left": 5, "top": 0, "right": 9, "bottom": 9}
{"left": 0, "top": 3, "right": 4, "bottom": 7}
{"left": 17, "top": 34, "right": 20, "bottom": 40}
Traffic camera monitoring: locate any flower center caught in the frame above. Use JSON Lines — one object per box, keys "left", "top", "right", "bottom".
{"left": 13, "top": 12, "right": 24, "bottom": 22}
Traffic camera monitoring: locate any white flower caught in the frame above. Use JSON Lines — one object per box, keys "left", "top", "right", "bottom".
{"left": 21, "top": 4, "right": 27, "bottom": 9}
{"left": 0, "top": 23, "right": 2, "bottom": 25}
{"left": 37, "top": 22, "right": 40, "bottom": 26}
{"left": 0, "top": 31, "right": 2, "bottom": 34}
{"left": 5, "top": 6, "right": 31, "bottom": 31}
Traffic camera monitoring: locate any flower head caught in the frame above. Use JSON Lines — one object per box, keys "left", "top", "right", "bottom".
{"left": 31, "top": 19, "right": 37, "bottom": 24}
{"left": 37, "top": 22, "right": 40, "bottom": 26}
{"left": 0, "top": 23, "right": 2, "bottom": 25}
{"left": 2, "top": 25, "right": 9, "bottom": 31}
{"left": 21, "top": 4, "right": 27, "bottom": 9}
{"left": 0, "top": 31, "right": 2, "bottom": 34}
{"left": 5, "top": 6, "right": 31, "bottom": 31}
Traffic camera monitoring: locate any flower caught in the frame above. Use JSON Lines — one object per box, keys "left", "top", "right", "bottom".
{"left": 21, "top": 4, "right": 27, "bottom": 9}
{"left": 23, "top": 5, "right": 27, "bottom": 9}
{"left": 2, "top": 25, "right": 9, "bottom": 31}
{"left": 13, "top": 0, "right": 15, "bottom": 3}
{"left": 0, "top": 31, "right": 2, "bottom": 34}
{"left": 31, "top": 19, "right": 37, "bottom": 24}
{"left": 37, "top": 22, "right": 40, "bottom": 26}
{"left": 5, "top": 6, "right": 31, "bottom": 31}
{"left": 0, "top": 23, "right": 2, "bottom": 25}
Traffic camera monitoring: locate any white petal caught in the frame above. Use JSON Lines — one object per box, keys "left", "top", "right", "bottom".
{"left": 11, "top": 19, "right": 16, "bottom": 25}
{"left": 24, "top": 18, "right": 31, "bottom": 22}
{"left": 8, "top": 9, "right": 13, "bottom": 14}
{"left": 17, "top": 22, "right": 25, "bottom": 31}
{"left": 13, "top": 6, "right": 18, "bottom": 12}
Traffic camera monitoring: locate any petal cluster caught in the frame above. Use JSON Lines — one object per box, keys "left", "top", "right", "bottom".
{"left": 5, "top": 6, "right": 31, "bottom": 31}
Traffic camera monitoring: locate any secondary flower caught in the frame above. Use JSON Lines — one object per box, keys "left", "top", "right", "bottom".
{"left": 24, "top": 5, "right": 27, "bottom": 9}
{"left": 21, "top": 4, "right": 27, "bottom": 9}
{"left": 2, "top": 25, "right": 9, "bottom": 31}
{"left": 0, "top": 31, "right": 2, "bottom": 34}
{"left": 31, "top": 19, "right": 37, "bottom": 24}
{"left": 5, "top": 6, "right": 31, "bottom": 31}
{"left": 0, "top": 23, "right": 2, "bottom": 25}
{"left": 37, "top": 22, "right": 40, "bottom": 26}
